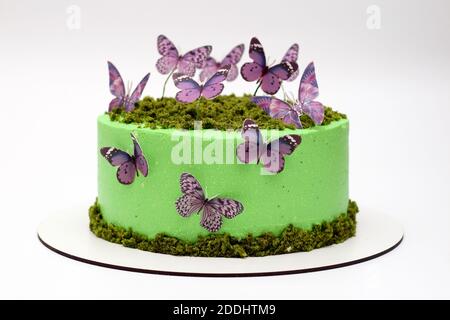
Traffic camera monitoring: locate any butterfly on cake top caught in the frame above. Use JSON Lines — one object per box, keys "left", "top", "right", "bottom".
{"left": 106, "top": 36, "right": 325, "bottom": 127}
{"left": 108, "top": 61, "right": 150, "bottom": 112}
{"left": 173, "top": 66, "right": 230, "bottom": 103}
{"left": 100, "top": 133, "right": 148, "bottom": 185}
{"left": 236, "top": 119, "right": 302, "bottom": 173}
{"left": 282, "top": 43, "right": 300, "bottom": 82}
{"left": 240, "top": 37, "right": 299, "bottom": 95}
{"left": 156, "top": 35, "right": 212, "bottom": 77}
{"left": 175, "top": 173, "right": 243, "bottom": 232}
{"left": 252, "top": 62, "right": 325, "bottom": 128}
{"left": 199, "top": 44, "right": 245, "bottom": 82}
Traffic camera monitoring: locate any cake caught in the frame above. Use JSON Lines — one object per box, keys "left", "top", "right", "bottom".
{"left": 90, "top": 35, "right": 358, "bottom": 258}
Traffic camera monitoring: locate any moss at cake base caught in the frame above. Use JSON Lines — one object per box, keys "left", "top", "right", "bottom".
{"left": 89, "top": 200, "right": 358, "bottom": 258}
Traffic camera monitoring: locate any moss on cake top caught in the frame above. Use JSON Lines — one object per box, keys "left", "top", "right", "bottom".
{"left": 108, "top": 94, "right": 346, "bottom": 130}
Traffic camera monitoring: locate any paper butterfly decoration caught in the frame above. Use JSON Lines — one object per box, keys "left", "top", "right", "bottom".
{"left": 175, "top": 173, "right": 244, "bottom": 232}
{"left": 156, "top": 34, "right": 212, "bottom": 77}
{"left": 252, "top": 62, "right": 325, "bottom": 128}
{"left": 282, "top": 43, "right": 299, "bottom": 82}
{"left": 236, "top": 119, "right": 301, "bottom": 173}
{"left": 100, "top": 133, "right": 149, "bottom": 185}
{"left": 240, "top": 37, "right": 298, "bottom": 95}
{"left": 199, "top": 44, "right": 245, "bottom": 82}
{"left": 108, "top": 61, "right": 150, "bottom": 112}
{"left": 172, "top": 66, "right": 230, "bottom": 103}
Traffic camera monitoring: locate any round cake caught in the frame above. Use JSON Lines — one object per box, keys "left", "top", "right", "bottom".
{"left": 90, "top": 35, "right": 358, "bottom": 257}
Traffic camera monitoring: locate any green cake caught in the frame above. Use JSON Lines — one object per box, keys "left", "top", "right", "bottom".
{"left": 92, "top": 35, "right": 357, "bottom": 257}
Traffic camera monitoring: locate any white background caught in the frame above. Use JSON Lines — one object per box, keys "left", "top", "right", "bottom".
{"left": 0, "top": 0, "right": 449, "bottom": 299}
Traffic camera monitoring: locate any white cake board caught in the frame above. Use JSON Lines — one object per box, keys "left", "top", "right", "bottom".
{"left": 37, "top": 208, "right": 403, "bottom": 277}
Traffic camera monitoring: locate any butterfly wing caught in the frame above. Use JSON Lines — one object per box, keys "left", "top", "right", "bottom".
{"left": 178, "top": 45, "right": 212, "bottom": 76}
{"left": 299, "top": 62, "right": 324, "bottom": 125}
{"left": 199, "top": 57, "right": 218, "bottom": 82}
{"left": 261, "top": 135, "right": 302, "bottom": 174}
{"left": 179, "top": 172, "right": 205, "bottom": 199}
{"left": 287, "top": 69, "right": 300, "bottom": 82}
{"left": 156, "top": 35, "right": 179, "bottom": 74}
{"left": 282, "top": 43, "right": 299, "bottom": 63}
{"left": 266, "top": 97, "right": 292, "bottom": 117}
{"left": 131, "top": 133, "right": 148, "bottom": 177}
{"left": 240, "top": 62, "right": 264, "bottom": 81}
{"left": 281, "top": 110, "right": 303, "bottom": 128}
{"left": 108, "top": 61, "right": 125, "bottom": 98}
{"left": 203, "top": 66, "right": 230, "bottom": 86}
{"left": 200, "top": 203, "right": 223, "bottom": 232}
{"left": 201, "top": 84, "right": 223, "bottom": 100}
{"left": 201, "top": 198, "right": 244, "bottom": 232}
{"left": 100, "top": 147, "right": 132, "bottom": 166}
{"left": 176, "top": 173, "right": 206, "bottom": 217}
{"left": 270, "top": 61, "right": 298, "bottom": 80}
{"left": 181, "top": 45, "right": 213, "bottom": 69}
{"left": 116, "top": 161, "right": 137, "bottom": 185}
{"left": 108, "top": 61, "right": 125, "bottom": 110}
{"left": 156, "top": 56, "right": 179, "bottom": 75}
{"left": 177, "top": 59, "right": 196, "bottom": 77}
{"left": 225, "top": 63, "right": 239, "bottom": 81}
{"left": 240, "top": 38, "right": 266, "bottom": 82}
{"left": 299, "top": 62, "right": 319, "bottom": 104}
{"left": 261, "top": 61, "right": 298, "bottom": 95}
{"left": 222, "top": 44, "right": 245, "bottom": 65}
{"left": 261, "top": 97, "right": 302, "bottom": 128}
{"left": 236, "top": 119, "right": 265, "bottom": 164}
{"left": 283, "top": 43, "right": 299, "bottom": 81}
{"left": 262, "top": 135, "right": 301, "bottom": 173}
{"left": 175, "top": 194, "right": 205, "bottom": 217}
{"left": 201, "top": 66, "right": 229, "bottom": 100}
{"left": 221, "top": 43, "right": 244, "bottom": 81}
{"left": 208, "top": 198, "right": 244, "bottom": 219}
{"left": 172, "top": 73, "right": 201, "bottom": 103}
{"left": 251, "top": 96, "right": 272, "bottom": 113}
{"left": 302, "top": 100, "right": 325, "bottom": 125}
{"left": 126, "top": 73, "right": 150, "bottom": 112}
{"left": 157, "top": 34, "right": 179, "bottom": 57}
{"left": 248, "top": 37, "right": 266, "bottom": 67}
{"left": 100, "top": 147, "right": 137, "bottom": 184}
{"left": 109, "top": 97, "right": 124, "bottom": 112}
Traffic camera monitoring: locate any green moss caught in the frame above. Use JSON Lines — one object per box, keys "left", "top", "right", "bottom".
{"left": 89, "top": 200, "right": 358, "bottom": 258}
{"left": 108, "top": 95, "right": 347, "bottom": 130}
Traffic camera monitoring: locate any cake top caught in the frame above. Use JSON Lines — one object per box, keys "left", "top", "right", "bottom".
{"left": 108, "top": 95, "right": 346, "bottom": 130}
{"left": 106, "top": 35, "right": 345, "bottom": 130}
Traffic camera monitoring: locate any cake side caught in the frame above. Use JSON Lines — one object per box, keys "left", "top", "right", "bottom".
{"left": 97, "top": 113, "right": 349, "bottom": 242}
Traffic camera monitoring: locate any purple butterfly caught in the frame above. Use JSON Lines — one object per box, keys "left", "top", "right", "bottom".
{"left": 282, "top": 43, "right": 300, "bottom": 82}
{"left": 100, "top": 133, "right": 148, "bottom": 185}
{"left": 236, "top": 119, "right": 301, "bottom": 173}
{"left": 175, "top": 173, "right": 244, "bottom": 232}
{"left": 156, "top": 35, "right": 212, "bottom": 77}
{"left": 251, "top": 62, "right": 325, "bottom": 128}
{"left": 173, "top": 66, "right": 230, "bottom": 103}
{"left": 199, "top": 44, "right": 244, "bottom": 82}
{"left": 108, "top": 61, "right": 150, "bottom": 112}
{"left": 240, "top": 37, "right": 298, "bottom": 95}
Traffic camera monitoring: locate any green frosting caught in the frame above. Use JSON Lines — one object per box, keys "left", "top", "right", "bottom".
{"left": 98, "top": 116, "right": 349, "bottom": 242}
{"left": 108, "top": 95, "right": 347, "bottom": 130}
{"left": 89, "top": 199, "right": 358, "bottom": 258}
